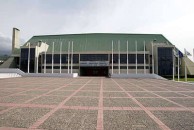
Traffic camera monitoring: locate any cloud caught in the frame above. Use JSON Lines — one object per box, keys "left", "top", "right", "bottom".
{"left": 0, "top": 33, "right": 12, "bottom": 55}
{"left": 0, "top": 33, "right": 25, "bottom": 55}
{"left": 0, "top": 0, "right": 194, "bottom": 58}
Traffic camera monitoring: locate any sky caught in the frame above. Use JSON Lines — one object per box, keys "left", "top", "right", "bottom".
{"left": 0, "top": 0, "right": 194, "bottom": 59}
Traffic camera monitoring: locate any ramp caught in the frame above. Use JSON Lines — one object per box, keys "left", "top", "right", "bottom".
{"left": 0, "top": 57, "right": 15, "bottom": 68}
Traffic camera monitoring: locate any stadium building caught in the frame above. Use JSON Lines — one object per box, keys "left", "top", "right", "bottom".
{"left": 1, "top": 28, "right": 194, "bottom": 77}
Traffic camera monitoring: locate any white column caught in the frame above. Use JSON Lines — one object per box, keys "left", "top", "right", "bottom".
{"left": 144, "top": 41, "right": 146, "bottom": 74}
{"left": 118, "top": 40, "right": 120, "bottom": 74}
{"left": 173, "top": 48, "right": 175, "bottom": 81}
{"left": 27, "top": 42, "right": 30, "bottom": 73}
{"left": 135, "top": 41, "right": 137, "bottom": 74}
{"left": 71, "top": 41, "right": 73, "bottom": 74}
{"left": 44, "top": 44, "right": 46, "bottom": 73}
{"left": 36, "top": 47, "right": 38, "bottom": 73}
{"left": 127, "top": 40, "right": 128, "bottom": 74}
{"left": 52, "top": 42, "right": 54, "bottom": 74}
{"left": 60, "top": 42, "right": 62, "bottom": 74}
{"left": 152, "top": 41, "right": 154, "bottom": 74}
{"left": 178, "top": 54, "right": 180, "bottom": 81}
{"left": 185, "top": 59, "right": 187, "bottom": 82}
{"left": 112, "top": 40, "right": 114, "bottom": 74}
{"left": 184, "top": 49, "right": 187, "bottom": 82}
{"left": 68, "top": 41, "right": 70, "bottom": 74}
{"left": 36, "top": 42, "right": 39, "bottom": 73}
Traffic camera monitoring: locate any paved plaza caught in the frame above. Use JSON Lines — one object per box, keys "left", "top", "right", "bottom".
{"left": 0, "top": 77, "right": 194, "bottom": 130}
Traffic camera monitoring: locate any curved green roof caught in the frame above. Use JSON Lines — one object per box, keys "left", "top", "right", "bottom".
{"left": 24, "top": 33, "right": 172, "bottom": 53}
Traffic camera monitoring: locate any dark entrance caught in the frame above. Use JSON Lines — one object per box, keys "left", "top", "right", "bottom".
{"left": 80, "top": 67, "right": 108, "bottom": 76}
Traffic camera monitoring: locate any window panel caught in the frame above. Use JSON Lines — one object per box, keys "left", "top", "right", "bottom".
{"left": 158, "top": 47, "right": 173, "bottom": 75}
{"left": 80, "top": 54, "right": 108, "bottom": 61}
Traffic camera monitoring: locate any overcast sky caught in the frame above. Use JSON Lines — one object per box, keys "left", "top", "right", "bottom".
{"left": 0, "top": 0, "right": 194, "bottom": 58}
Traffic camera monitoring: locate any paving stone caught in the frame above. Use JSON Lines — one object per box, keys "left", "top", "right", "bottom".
{"left": 154, "top": 92, "right": 186, "bottom": 97}
{"left": 103, "top": 85, "right": 118, "bottom": 87}
{"left": 0, "top": 106, "right": 8, "bottom": 112}
{"left": 128, "top": 92, "right": 158, "bottom": 97}
{"left": 81, "top": 86, "right": 100, "bottom": 91}
{"left": 104, "top": 110, "right": 160, "bottom": 130}
{"left": 103, "top": 92, "right": 128, "bottom": 97}
{"left": 103, "top": 98, "right": 139, "bottom": 107}
{"left": 74, "top": 91, "right": 99, "bottom": 97}
{"left": 19, "top": 85, "right": 44, "bottom": 89}
{"left": 60, "top": 85, "right": 82, "bottom": 90}
{"left": 21, "top": 90, "right": 49, "bottom": 95}
{"left": 153, "top": 111, "right": 194, "bottom": 130}
{"left": 28, "top": 96, "right": 66, "bottom": 105}
{"left": 48, "top": 90, "right": 74, "bottom": 96}
{"left": 0, "top": 77, "right": 194, "bottom": 130}
{"left": 120, "top": 85, "right": 137, "bottom": 87}
{"left": 167, "top": 98, "right": 194, "bottom": 107}
{"left": 0, "top": 107, "right": 50, "bottom": 128}
{"left": 84, "top": 85, "right": 100, "bottom": 88}
{"left": 39, "top": 85, "right": 61, "bottom": 89}
{"left": 0, "top": 88, "right": 22, "bottom": 92}
{"left": 0, "top": 95, "right": 34, "bottom": 103}
{"left": 136, "top": 98, "right": 179, "bottom": 107}
{"left": 0, "top": 90, "right": 15, "bottom": 97}
{"left": 182, "top": 86, "right": 194, "bottom": 90}
{"left": 39, "top": 109, "right": 97, "bottom": 130}
{"left": 103, "top": 87, "right": 122, "bottom": 91}
{"left": 67, "top": 85, "right": 83, "bottom": 87}
{"left": 135, "top": 85, "right": 151, "bottom": 88}
{"left": 142, "top": 87, "right": 166, "bottom": 91}
{"left": 122, "top": 87, "right": 145, "bottom": 91}
{"left": 163, "top": 87, "right": 189, "bottom": 91}
{"left": 65, "top": 97, "right": 99, "bottom": 106}
{"left": 0, "top": 86, "right": 20, "bottom": 89}
{"left": 180, "top": 92, "right": 194, "bottom": 97}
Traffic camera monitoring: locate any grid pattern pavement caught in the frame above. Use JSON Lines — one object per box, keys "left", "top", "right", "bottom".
{"left": 0, "top": 77, "right": 194, "bottom": 130}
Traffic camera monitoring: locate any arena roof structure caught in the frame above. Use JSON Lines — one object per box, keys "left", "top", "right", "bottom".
{"left": 24, "top": 33, "right": 172, "bottom": 53}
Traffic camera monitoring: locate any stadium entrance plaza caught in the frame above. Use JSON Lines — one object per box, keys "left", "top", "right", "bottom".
{"left": 0, "top": 77, "right": 194, "bottom": 130}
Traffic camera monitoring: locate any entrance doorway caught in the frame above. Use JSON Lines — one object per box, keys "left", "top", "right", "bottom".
{"left": 80, "top": 67, "right": 108, "bottom": 76}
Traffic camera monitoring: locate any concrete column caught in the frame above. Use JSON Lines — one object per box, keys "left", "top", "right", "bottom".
{"left": 12, "top": 28, "right": 20, "bottom": 54}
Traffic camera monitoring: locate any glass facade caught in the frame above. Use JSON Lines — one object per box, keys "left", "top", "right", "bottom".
{"left": 42, "top": 54, "right": 79, "bottom": 64}
{"left": 110, "top": 66, "right": 149, "bottom": 69}
{"left": 20, "top": 48, "right": 35, "bottom": 73}
{"left": 42, "top": 66, "right": 79, "bottom": 69}
{"left": 158, "top": 47, "right": 173, "bottom": 76}
{"left": 110, "top": 54, "right": 148, "bottom": 64}
{"left": 19, "top": 47, "right": 171, "bottom": 76}
{"left": 40, "top": 53, "right": 149, "bottom": 68}
{"left": 80, "top": 54, "right": 108, "bottom": 61}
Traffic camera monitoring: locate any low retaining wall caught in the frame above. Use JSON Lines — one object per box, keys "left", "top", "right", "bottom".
{"left": 25, "top": 73, "right": 78, "bottom": 78}
{"left": 0, "top": 73, "right": 21, "bottom": 79}
{"left": 0, "top": 68, "right": 78, "bottom": 78}
{"left": 110, "top": 73, "right": 166, "bottom": 80}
